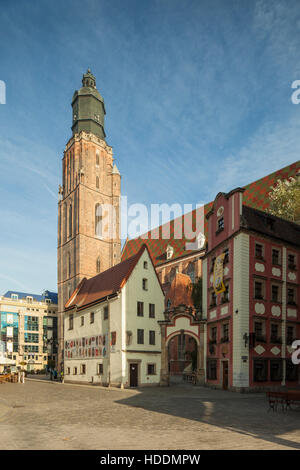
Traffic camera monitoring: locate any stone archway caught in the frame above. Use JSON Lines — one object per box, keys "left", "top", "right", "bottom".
{"left": 167, "top": 332, "right": 198, "bottom": 384}
{"left": 159, "top": 305, "right": 205, "bottom": 386}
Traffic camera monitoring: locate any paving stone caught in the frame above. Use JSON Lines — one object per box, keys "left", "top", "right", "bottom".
{"left": 0, "top": 380, "right": 299, "bottom": 450}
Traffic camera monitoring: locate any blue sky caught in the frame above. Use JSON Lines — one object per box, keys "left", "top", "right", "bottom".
{"left": 1, "top": 0, "right": 300, "bottom": 294}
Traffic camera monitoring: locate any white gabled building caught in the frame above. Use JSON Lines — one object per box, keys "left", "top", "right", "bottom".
{"left": 64, "top": 245, "right": 165, "bottom": 387}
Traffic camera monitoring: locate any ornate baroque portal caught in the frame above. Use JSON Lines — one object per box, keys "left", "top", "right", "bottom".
{"left": 159, "top": 305, "right": 206, "bottom": 385}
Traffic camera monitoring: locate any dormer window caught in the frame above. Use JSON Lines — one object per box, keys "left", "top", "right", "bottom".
{"left": 26, "top": 296, "right": 33, "bottom": 303}
{"left": 196, "top": 232, "right": 206, "bottom": 250}
{"left": 166, "top": 245, "right": 174, "bottom": 260}
{"left": 45, "top": 299, "right": 51, "bottom": 305}
{"left": 11, "top": 294, "right": 18, "bottom": 300}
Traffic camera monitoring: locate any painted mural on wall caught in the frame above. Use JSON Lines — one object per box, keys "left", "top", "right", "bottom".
{"left": 65, "top": 334, "right": 107, "bottom": 359}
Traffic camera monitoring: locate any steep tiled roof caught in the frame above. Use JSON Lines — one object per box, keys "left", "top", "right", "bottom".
{"left": 65, "top": 244, "right": 158, "bottom": 311}
{"left": 122, "top": 160, "right": 300, "bottom": 265}
{"left": 242, "top": 205, "right": 300, "bottom": 247}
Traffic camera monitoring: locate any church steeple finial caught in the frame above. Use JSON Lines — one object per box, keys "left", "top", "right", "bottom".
{"left": 82, "top": 68, "right": 96, "bottom": 88}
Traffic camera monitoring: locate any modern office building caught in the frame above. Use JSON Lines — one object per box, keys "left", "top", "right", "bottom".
{"left": 0, "top": 290, "right": 58, "bottom": 372}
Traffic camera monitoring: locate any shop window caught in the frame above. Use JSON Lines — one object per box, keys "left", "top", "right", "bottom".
{"left": 80, "top": 364, "right": 86, "bottom": 375}
{"left": 90, "top": 312, "right": 94, "bottom": 324}
{"left": 270, "top": 359, "right": 283, "bottom": 382}
{"left": 286, "top": 360, "right": 298, "bottom": 381}
{"left": 286, "top": 326, "right": 296, "bottom": 345}
{"left": 97, "top": 363, "right": 103, "bottom": 375}
{"left": 253, "top": 359, "right": 268, "bottom": 382}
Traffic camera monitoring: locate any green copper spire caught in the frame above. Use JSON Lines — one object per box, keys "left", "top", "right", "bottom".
{"left": 71, "top": 69, "right": 106, "bottom": 140}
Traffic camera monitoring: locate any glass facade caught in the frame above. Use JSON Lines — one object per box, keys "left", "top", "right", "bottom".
{"left": 0, "top": 311, "right": 19, "bottom": 353}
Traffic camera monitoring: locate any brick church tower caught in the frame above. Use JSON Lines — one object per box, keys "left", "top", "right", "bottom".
{"left": 57, "top": 69, "right": 121, "bottom": 371}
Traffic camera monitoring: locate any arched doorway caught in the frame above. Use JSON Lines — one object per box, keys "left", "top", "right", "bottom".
{"left": 159, "top": 306, "right": 205, "bottom": 386}
{"left": 168, "top": 332, "right": 198, "bottom": 383}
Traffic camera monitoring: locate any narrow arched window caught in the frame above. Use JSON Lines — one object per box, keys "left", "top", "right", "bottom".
{"left": 96, "top": 176, "right": 99, "bottom": 189}
{"left": 96, "top": 257, "right": 101, "bottom": 273}
{"left": 68, "top": 252, "right": 71, "bottom": 278}
{"left": 95, "top": 204, "right": 103, "bottom": 237}
{"left": 63, "top": 203, "right": 67, "bottom": 242}
{"left": 187, "top": 262, "right": 195, "bottom": 283}
{"left": 96, "top": 153, "right": 100, "bottom": 166}
{"left": 69, "top": 204, "right": 72, "bottom": 237}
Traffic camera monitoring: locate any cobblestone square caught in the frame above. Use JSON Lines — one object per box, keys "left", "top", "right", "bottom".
{"left": 0, "top": 379, "right": 300, "bottom": 450}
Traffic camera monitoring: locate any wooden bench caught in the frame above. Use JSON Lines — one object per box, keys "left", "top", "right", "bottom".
{"left": 267, "top": 391, "right": 288, "bottom": 411}
{"left": 267, "top": 390, "right": 300, "bottom": 411}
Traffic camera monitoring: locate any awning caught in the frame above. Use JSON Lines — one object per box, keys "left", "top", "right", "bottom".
{"left": 0, "top": 357, "right": 16, "bottom": 365}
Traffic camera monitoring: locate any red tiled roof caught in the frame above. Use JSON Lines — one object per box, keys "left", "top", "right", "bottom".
{"left": 65, "top": 245, "right": 148, "bottom": 311}
{"left": 122, "top": 160, "right": 300, "bottom": 265}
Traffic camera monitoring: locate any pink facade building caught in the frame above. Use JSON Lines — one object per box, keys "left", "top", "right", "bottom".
{"left": 202, "top": 188, "right": 300, "bottom": 391}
